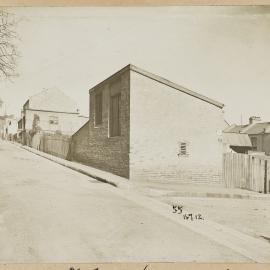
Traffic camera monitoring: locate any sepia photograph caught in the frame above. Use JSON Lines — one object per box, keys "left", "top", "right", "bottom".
{"left": 0, "top": 2, "right": 270, "bottom": 265}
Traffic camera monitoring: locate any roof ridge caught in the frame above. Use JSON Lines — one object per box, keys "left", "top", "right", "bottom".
{"left": 223, "top": 124, "right": 237, "bottom": 133}
{"left": 240, "top": 122, "right": 258, "bottom": 133}
{"left": 256, "top": 121, "right": 270, "bottom": 125}
{"left": 129, "top": 64, "right": 224, "bottom": 109}
{"left": 89, "top": 64, "right": 224, "bottom": 109}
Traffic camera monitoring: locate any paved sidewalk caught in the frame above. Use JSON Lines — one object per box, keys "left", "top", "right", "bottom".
{"left": 133, "top": 181, "right": 270, "bottom": 200}
{"left": 20, "top": 144, "right": 270, "bottom": 201}
{"left": 18, "top": 144, "right": 270, "bottom": 262}
{"left": 20, "top": 145, "right": 131, "bottom": 190}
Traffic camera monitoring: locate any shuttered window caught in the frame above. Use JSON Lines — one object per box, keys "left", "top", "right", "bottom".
{"left": 110, "top": 94, "right": 121, "bottom": 137}
{"left": 178, "top": 141, "right": 189, "bottom": 157}
{"left": 95, "top": 93, "right": 102, "bottom": 125}
{"left": 180, "top": 142, "right": 187, "bottom": 155}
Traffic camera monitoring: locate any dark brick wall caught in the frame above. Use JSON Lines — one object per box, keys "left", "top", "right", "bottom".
{"left": 71, "top": 70, "right": 130, "bottom": 178}
{"left": 70, "top": 121, "right": 90, "bottom": 163}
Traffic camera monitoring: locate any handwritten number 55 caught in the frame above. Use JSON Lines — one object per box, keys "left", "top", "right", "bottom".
{"left": 172, "top": 205, "right": 183, "bottom": 214}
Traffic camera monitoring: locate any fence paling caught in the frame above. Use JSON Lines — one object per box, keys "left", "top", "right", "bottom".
{"left": 268, "top": 162, "right": 270, "bottom": 193}
{"left": 31, "top": 133, "right": 71, "bottom": 159}
{"left": 223, "top": 152, "right": 270, "bottom": 194}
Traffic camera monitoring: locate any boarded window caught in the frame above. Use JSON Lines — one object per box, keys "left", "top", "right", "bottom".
{"left": 110, "top": 94, "right": 121, "bottom": 137}
{"left": 95, "top": 93, "right": 102, "bottom": 125}
{"left": 178, "top": 141, "right": 189, "bottom": 157}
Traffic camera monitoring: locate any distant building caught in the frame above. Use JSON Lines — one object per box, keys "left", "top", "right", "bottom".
{"left": 0, "top": 116, "right": 5, "bottom": 139}
{"left": 0, "top": 114, "right": 18, "bottom": 140}
{"left": 0, "top": 98, "right": 18, "bottom": 140}
{"left": 222, "top": 130, "right": 252, "bottom": 154}
{"left": 71, "top": 64, "right": 226, "bottom": 185}
{"left": 0, "top": 98, "right": 5, "bottom": 116}
{"left": 223, "top": 116, "right": 270, "bottom": 155}
{"left": 20, "top": 88, "right": 88, "bottom": 145}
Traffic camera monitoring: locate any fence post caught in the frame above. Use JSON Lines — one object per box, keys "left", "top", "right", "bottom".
{"left": 246, "top": 156, "right": 251, "bottom": 189}
{"left": 264, "top": 160, "right": 268, "bottom": 194}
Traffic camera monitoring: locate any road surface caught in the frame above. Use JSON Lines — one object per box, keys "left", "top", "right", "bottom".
{"left": 162, "top": 196, "right": 270, "bottom": 243}
{"left": 0, "top": 141, "right": 250, "bottom": 262}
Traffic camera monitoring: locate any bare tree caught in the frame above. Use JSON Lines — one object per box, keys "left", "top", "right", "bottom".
{"left": 0, "top": 10, "right": 18, "bottom": 80}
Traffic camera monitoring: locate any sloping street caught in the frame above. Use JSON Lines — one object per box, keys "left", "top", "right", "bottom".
{"left": 0, "top": 141, "right": 250, "bottom": 263}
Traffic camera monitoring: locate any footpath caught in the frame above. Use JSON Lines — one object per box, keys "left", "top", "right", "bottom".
{"left": 20, "top": 144, "right": 270, "bottom": 263}
{"left": 20, "top": 144, "right": 270, "bottom": 201}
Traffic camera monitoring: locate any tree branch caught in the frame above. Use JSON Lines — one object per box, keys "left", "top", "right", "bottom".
{"left": 0, "top": 10, "right": 18, "bottom": 80}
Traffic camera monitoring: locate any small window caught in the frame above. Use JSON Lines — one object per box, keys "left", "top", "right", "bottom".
{"left": 110, "top": 93, "right": 121, "bottom": 137}
{"left": 178, "top": 141, "right": 189, "bottom": 157}
{"left": 251, "top": 137, "right": 257, "bottom": 151}
{"left": 49, "top": 116, "right": 59, "bottom": 125}
{"left": 95, "top": 93, "right": 102, "bottom": 125}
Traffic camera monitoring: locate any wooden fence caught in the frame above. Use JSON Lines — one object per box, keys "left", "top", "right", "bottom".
{"left": 223, "top": 152, "right": 270, "bottom": 194}
{"left": 32, "top": 133, "right": 71, "bottom": 160}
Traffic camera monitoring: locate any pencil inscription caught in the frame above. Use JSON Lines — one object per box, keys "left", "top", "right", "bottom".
{"left": 172, "top": 205, "right": 205, "bottom": 221}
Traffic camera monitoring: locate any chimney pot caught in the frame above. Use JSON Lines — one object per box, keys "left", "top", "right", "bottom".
{"left": 249, "top": 116, "right": 261, "bottom": 124}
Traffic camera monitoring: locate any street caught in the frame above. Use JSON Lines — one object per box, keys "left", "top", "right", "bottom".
{"left": 0, "top": 141, "right": 250, "bottom": 263}
{"left": 162, "top": 196, "right": 270, "bottom": 244}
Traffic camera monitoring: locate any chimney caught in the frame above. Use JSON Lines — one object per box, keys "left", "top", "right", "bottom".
{"left": 249, "top": 116, "right": 261, "bottom": 125}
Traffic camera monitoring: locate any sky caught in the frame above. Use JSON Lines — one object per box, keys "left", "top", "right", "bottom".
{"left": 0, "top": 6, "right": 269, "bottom": 124}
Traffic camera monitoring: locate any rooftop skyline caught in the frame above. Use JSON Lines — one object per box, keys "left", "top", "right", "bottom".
{"left": 0, "top": 6, "right": 269, "bottom": 124}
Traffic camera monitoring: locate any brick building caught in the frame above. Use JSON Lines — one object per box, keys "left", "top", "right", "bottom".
{"left": 71, "top": 64, "right": 226, "bottom": 184}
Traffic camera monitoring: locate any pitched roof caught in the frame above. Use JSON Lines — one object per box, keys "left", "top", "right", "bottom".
{"left": 244, "top": 122, "right": 270, "bottom": 135}
{"left": 89, "top": 64, "right": 224, "bottom": 109}
{"left": 224, "top": 122, "right": 270, "bottom": 135}
{"left": 223, "top": 124, "right": 248, "bottom": 133}
{"left": 25, "top": 88, "right": 78, "bottom": 114}
{"left": 223, "top": 132, "right": 252, "bottom": 147}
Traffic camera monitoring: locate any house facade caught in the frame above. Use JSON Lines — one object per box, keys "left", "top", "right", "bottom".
{"left": 0, "top": 98, "right": 5, "bottom": 117}
{"left": 222, "top": 132, "right": 252, "bottom": 154}
{"left": 0, "top": 99, "right": 18, "bottom": 140}
{"left": 0, "top": 115, "right": 18, "bottom": 140}
{"left": 224, "top": 116, "right": 270, "bottom": 156}
{"left": 71, "top": 64, "right": 226, "bottom": 185}
{"left": 20, "top": 88, "right": 88, "bottom": 145}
